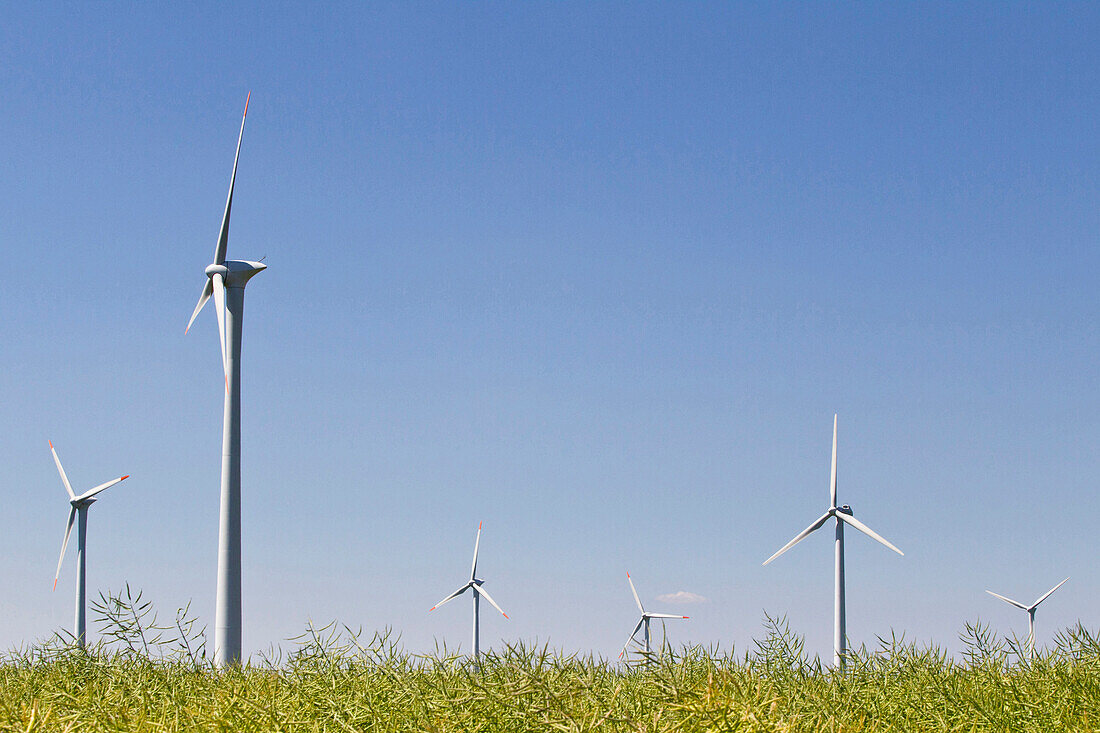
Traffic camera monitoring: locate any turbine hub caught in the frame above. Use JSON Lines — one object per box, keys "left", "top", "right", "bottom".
{"left": 205, "top": 264, "right": 229, "bottom": 278}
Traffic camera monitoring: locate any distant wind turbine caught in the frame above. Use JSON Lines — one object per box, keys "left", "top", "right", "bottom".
{"left": 987, "top": 577, "right": 1069, "bottom": 659}
{"left": 763, "top": 415, "right": 903, "bottom": 670}
{"left": 185, "top": 92, "right": 266, "bottom": 667}
{"left": 619, "top": 573, "right": 688, "bottom": 660}
{"left": 429, "top": 523, "right": 509, "bottom": 664}
{"left": 49, "top": 441, "right": 129, "bottom": 648}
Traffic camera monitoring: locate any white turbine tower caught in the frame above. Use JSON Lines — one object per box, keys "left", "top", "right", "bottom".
{"left": 619, "top": 573, "right": 689, "bottom": 660}
{"left": 763, "top": 415, "right": 903, "bottom": 670}
{"left": 987, "top": 577, "right": 1069, "bottom": 659}
{"left": 49, "top": 441, "right": 129, "bottom": 648}
{"left": 429, "top": 523, "right": 509, "bottom": 664}
{"left": 185, "top": 92, "right": 266, "bottom": 667}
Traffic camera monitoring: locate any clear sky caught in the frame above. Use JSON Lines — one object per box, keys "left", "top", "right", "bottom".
{"left": 2, "top": 2, "right": 1099, "bottom": 663}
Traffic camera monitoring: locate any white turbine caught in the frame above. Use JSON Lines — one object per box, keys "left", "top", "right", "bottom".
{"left": 429, "top": 522, "right": 509, "bottom": 664}
{"left": 763, "top": 415, "right": 903, "bottom": 670}
{"left": 987, "top": 577, "right": 1069, "bottom": 659}
{"left": 185, "top": 92, "right": 266, "bottom": 667}
{"left": 619, "top": 573, "right": 689, "bottom": 660}
{"left": 49, "top": 441, "right": 129, "bottom": 648}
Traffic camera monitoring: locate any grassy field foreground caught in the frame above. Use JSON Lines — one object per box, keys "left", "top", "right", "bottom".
{"left": 3, "top": 593, "right": 1100, "bottom": 731}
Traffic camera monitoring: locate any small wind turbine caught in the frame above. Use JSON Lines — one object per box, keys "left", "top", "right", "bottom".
{"left": 763, "top": 415, "right": 903, "bottom": 670}
{"left": 619, "top": 573, "right": 688, "bottom": 660}
{"left": 429, "top": 523, "right": 509, "bottom": 663}
{"left": 49, "top": 441, "right": 129, "bottom": 648}
{"left": 987, "top": 577, "right": 1069, "bottom": 659}
{"left": 185, "top": 92, "right": 266, "bottom": 667}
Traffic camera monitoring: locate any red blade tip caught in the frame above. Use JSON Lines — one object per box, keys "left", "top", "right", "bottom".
{"left": 244, "top": 91, "right": 251, "bottom": 117}
{"left": 503, "top": 613, "right": 509, "bottom": 620}
{"left": 121, "top": 475, "right": 130, "bottom": 481}
{"left": 429, "top": 606, "right": 436, "bottom": 612}
{"left": 52, "top": 579, "right": 58, "bottom": 591}
{"left": 49, "top": 440, "right": 53, "bottom": 449}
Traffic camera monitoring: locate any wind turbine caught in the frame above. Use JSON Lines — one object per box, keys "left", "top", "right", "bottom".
{"left": 987, "top": 577, "right": 1069, "bottom": 659}
{"left": 429, "top": 523, "right": 509, "bottom": 664}
{"left": 49, "top": 441, "right": 129, "bottom": 648}
{"left": 619, "top": 573, "right": 689, "bottom": 660}
{"left": 763, "top": 415, "right": 903, "bottom": 670}
{"left": 185, "top": 92, "right": 266, "bottom": 667}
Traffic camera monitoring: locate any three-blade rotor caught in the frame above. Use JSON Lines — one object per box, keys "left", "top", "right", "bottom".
{"left": 186, "top": 92, "right": 251, "bottom": 389}
{"left": 619, "top": 573, "right": 689, "bottom": 659}
{"left": 48, "top": 442, "right": 129, "bottom": 590}
{"left": 763, "top": 415, "right": 903, "bottom": 566}
{"left": 987, "top": 577, "right": 1069, "bottom": 613}
{"left": 429, "top": 523, "right": 509, "bottom": 619}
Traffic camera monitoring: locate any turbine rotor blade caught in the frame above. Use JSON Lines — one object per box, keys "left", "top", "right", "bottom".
{"left": 49, "top": 441, "right": 74, "bottom": 499}
{"left": 763, "top": 511, "right": 832, "bottom": 566}
{"left": 75, "top": 475, "right": 129, "bottom": 502}
{"left": 214, "top": 92, "right": 249, "bottom": 266}
{"left": 986, "top": 590, "right": 1028, "bottom": 611}
{"left": 53, "top": 506, "right": 77, "bottom": 590}
{"left": 429, "top": 583, "right": 470, "bottom": 612}
{"left": 829, "top": 414, "right": 838, "bottom": 507}
{"left": 473, "top": 584, "right": 508, "bottom": 619}
{"left": 470, "top": 522, "right": 482, "bottom": 581}
{"left": 185, "top": 279, "right": 214, "bottom": 335}
{"left": 212, "top": 272, "right": 228, "bottom": 386}
{"left": 836, "top": 513, "right": 903, "bottom": 556}
{"left": 646, "top": 613, "right": 689, "bottom": 620}
{"left": 627, "top": 572, "right": 644, "bottom": 613}
{"left": 1033, "top": 577, "right": 1069, "bottom": 608}
{"left": 619, "top": 617, "right": 645, "bottom": 659}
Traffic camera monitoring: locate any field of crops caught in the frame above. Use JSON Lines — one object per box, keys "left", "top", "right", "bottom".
{"left": 3, "top": 592, "right": 1100, "bottom": 732}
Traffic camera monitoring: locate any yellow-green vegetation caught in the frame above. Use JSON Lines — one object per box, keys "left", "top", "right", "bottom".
{"left": 3, "top": 592, "right": 1100, "bottom": 732}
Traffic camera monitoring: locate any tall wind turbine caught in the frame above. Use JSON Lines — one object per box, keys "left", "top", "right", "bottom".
{"left": 987, "top": 577, "right": 1069, "bottom": 659}
{"left": 763, "top": 415, "right": 903, "bottom": 670}
{"left": 49, "top": 441, "right": 129, "bottom": 648}
{"left": 619, "top": 573, "right": 688, "bottom": 660}
{"left": 185, "top": 92, "right": 266, "bottom": 667}
{"left": 429, "top": 523, "right": 509, "bottom": 664}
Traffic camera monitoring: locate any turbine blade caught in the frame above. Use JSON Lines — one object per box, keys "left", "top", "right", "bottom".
{"left": 836, "top": 513, "right": 903, "bottom": 556}
{"left": 647, "top": 613, "right": 689, "bottom": 620}
{"left": 49, "top": 441, "right": 74, "bottom": 499}
{"left": 619, "top": 617, "right": 645, "bottom": 659}
{"left": 829, "top": 414, "right": 838, "bottom": 507}
{"left": 429, "top": 583, "right": 470, "bottom": 612}
{"left": 1033, "top": 577, "right": 1069, "bottom": 608}
{"left": 75, "top": 474, "right": 129, "bottom": 502}
{"left": 185, "top": 279, "right": 214, "bottom": 335}
{"left": 212, "top": 272, "right": 228, "bottom": 386}
{"left": 762, "top": 511, "right": 832, "bottom": 566}
{"left": 470, "top": 522, "right": 482, "bottom": 581}
{"left": 53, "top": 506, "right": 76, "bottom": 590}
{"left": 473, "top": 584, "right": 508, "bottom": 619}
{"left": 626, "top": 572, "right": 644, "bottom": 613}
{"left": 214, "top": 92, "right": 249, "bottom": 266}
{"left": 986, "top": 590, "right": 1028, "bottom": 611}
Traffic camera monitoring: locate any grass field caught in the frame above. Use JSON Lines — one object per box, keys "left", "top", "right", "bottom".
{"left": 3, "top": 591, "right": 1099, "bottom": 731}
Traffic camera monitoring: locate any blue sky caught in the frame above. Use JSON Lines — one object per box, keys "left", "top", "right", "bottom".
{"left": 2, "top": 2, "right": 1099, "bottom": 661}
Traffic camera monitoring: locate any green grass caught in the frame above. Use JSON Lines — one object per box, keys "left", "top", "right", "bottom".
{"left": 3, "top": 591, "right": 1100, "bottom": 731}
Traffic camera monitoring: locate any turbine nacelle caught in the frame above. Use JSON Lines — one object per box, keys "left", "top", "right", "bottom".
{"left": 205, "top": 260, "right": 266, "bottom": 288}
